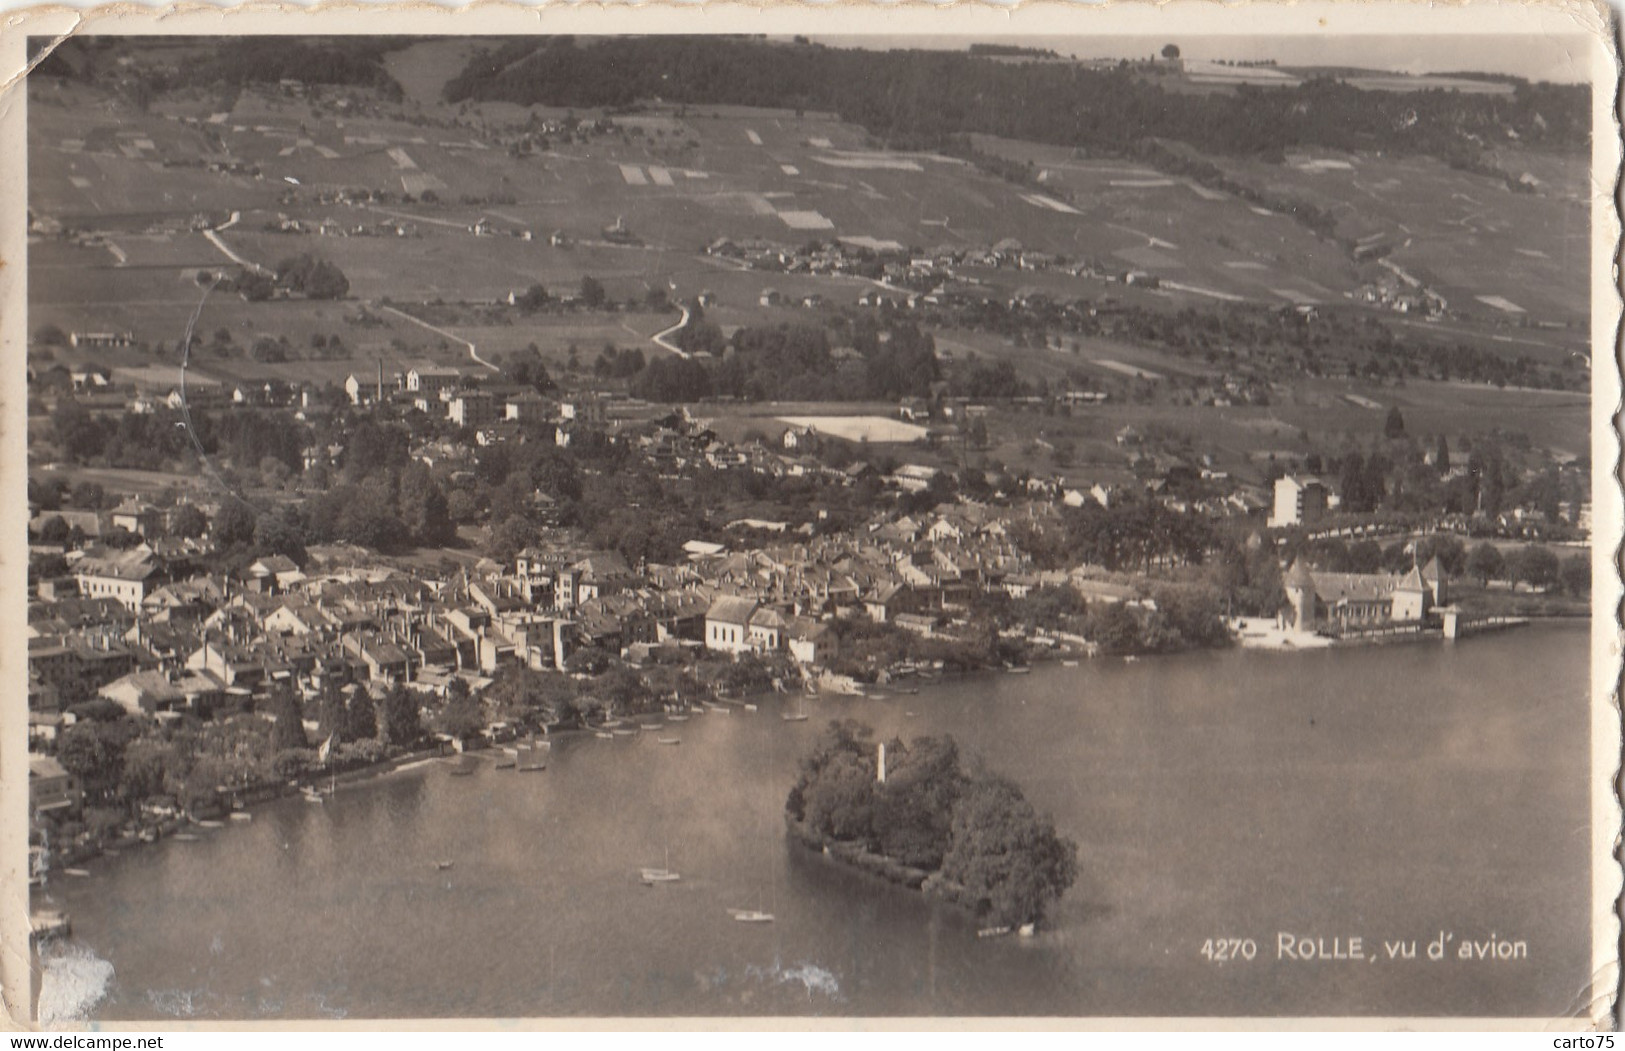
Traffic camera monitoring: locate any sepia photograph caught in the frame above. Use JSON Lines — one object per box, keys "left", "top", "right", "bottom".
{"left": 3, "top": 3, "right": 1618, "bottom": 1029}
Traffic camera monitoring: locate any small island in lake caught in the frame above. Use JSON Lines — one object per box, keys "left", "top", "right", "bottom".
{"left": 785, "top": 720, "right": 1079, "bottom": 931}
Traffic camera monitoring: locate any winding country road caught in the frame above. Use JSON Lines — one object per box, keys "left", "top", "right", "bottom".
{"left": 650, "top": 304, "right": 691, "bottom": 358}
{"left": 202, "top": 224, "right": 269, "bottom": 275}
{"left": 379, "top": 304, "right": 499, "bottom": 372}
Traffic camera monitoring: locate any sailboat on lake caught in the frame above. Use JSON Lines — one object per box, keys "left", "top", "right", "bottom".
{"left": 640, "top": 847, "right": 680, "bottom": 885}
{"left": 729, "top": 897, "right": 774, "bottom": 923}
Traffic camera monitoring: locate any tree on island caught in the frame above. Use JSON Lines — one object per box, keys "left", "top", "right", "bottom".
{"left": 941, "top": 776, "right": 1080, "bottom": 930}
{"left": 787, "top": 721, "right": 1078, "bottom": 928}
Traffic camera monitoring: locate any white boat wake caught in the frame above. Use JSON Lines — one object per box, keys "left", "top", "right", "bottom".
{"left": 744, "top": 958, "right": 843, "bottom": 1001}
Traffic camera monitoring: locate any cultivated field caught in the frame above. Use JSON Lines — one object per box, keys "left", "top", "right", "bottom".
{"left": 776, "top": 415, "right": 930, "bottom": 444}
{"left": 1215, "top": 150, "right": 1590, "bottom": 328}
{"left": 26, "top": 60, "right": 1595, "bottom": 488}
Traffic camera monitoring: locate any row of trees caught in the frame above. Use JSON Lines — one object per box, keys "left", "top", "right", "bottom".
{"left": 42, "top": 37, "right": 408, "bottom": 102}
{"left": 52, "top": 677, "right": 448, "bottom": 831}
{"left": 1298, "top": 428, "right": 1586, "bottom": 527}
{"left": 786, "top": 721, "right": 1078, "bottom": 928}
{"left": 1013, "top": 498, "right": 1217, "bottom": 575}
{"left": 628, "top": 320, "right": 943, "bottom": 403}
{"left": 1290, "top": 531, "right": 1587, "bottom": 597}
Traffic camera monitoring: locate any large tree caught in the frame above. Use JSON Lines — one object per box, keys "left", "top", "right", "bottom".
{"left": 436, "top": 682, "right": 484, "bottom": 741}
{"left": 1560, "top": 554, "right": 1590, "bottom": 597}
{"left": 1466, "top": 541, "right": 1505, "bottom": 585}
{"left": 266, "top": 684, "right": 310, "bottom": 753}
{"left": 213, "top": 500, "right": 258, "bottom": 546}
{"left": 344, "top": 688, "right": 378, "bottom": 742}
{"left": 1509, "top": 546, "right": 1559, "bottom": 591}
{"left": 56, "top": 718, "right": 139, "bottom": 805}
{"left": 378, "top": 683, "right": 424, "bottom": 749}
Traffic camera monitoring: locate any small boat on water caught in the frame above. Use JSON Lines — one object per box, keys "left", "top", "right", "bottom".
{"left": 667, "top": 714, "right": 689, "bottom": 723}
{"left": 595, "top": 731, "right": 615, "bottom": 739}
{"left": 731, "top": 909, "right": 774, "bottom": 924}
{"left": 613, "top": 728, "right": 637, "bottom": 737}
{"left": 30, "top": 910, "right": 71, "bottom": 941}
{"left": 229, "top": 812, "right": 253, "bottom": 822}
{"left": 1006, "top": 666, "right": 1032, "bottom": 675}
{"left": 517, "top": 762, "right": 547, "bottom": 772}
{"left": 743, "top": 703, "right": 758, "bottom": 712}
{"left": 435, "top": 860, "right": 455, "bottom": 871}
{"left": 1062, "top": 660, "right": 1080, "bottom": 668}
{"left": 1123, "top": 655, "right": 1140, "bottom": 663}
{"left": 781, "top": 712, "right": 809, "bottom": 723}
{"left": 493, "top": 759, "right": 516, "bottom": 770}
{"left": 656, "top": 737, "right": 681, "bottom": 746}
{"left": 173, "top": 833, "right": 200, "bottom": 841}
{"left": 64, "top": 868, "right": 91, "bottom": 878}
{"left": 1018, "top": 923, "right": 1036, "bottom": 937}
{"left": 640, "top": 723, "right": 663, "bottom": 731}
{"left": 196, "top": 820, "right": 225, "bottom": 829}
{"left": 977, "top": 926, "right": 1012, "bottom": 939}
{"left": 302, "top": 787, "right": 326, "bottom": 803}
{"left": 641, "top": 848, "right": 680, "bottom": 884}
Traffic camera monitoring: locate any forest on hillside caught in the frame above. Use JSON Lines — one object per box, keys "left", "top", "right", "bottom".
{"left": 442, "top": 36, "right": 1588, "bottom": 165}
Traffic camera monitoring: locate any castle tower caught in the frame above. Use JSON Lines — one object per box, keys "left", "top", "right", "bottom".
{"left": 1283, "top": 559, "right": 1318, "bottom": 632}
{"left": 1420, "top": 555, "right": 1448, "bottom": 608}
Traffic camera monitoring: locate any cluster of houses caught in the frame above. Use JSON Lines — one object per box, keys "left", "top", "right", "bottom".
{"left": 25, "top": 484, "right": 1160, "bottom": 827}
{"left": 707, "top": 233, "right": 1181, "bottom": 310}
{"left": 25, "top": 487, "right": 1145, "bottom": 735}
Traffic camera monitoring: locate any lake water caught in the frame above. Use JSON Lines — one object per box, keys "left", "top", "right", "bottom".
{"left": 35, "top": 622, "right": 1594, "bottom": 1021}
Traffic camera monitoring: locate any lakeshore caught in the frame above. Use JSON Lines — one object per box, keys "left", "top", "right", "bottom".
{"left": 32, "top": 608, "right": 1558, "bottom": 881}
{"left": 31, "top": 622, "right": 1592, "bottom": 1021}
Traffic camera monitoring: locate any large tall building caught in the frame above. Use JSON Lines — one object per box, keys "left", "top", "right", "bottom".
{"left": 1270, "top": 475, "right": 1329, "bottom": 529}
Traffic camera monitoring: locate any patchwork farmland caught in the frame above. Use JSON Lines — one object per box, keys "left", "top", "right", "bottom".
{"left": 25, "top": 35, "right": 1592, "bottom": 492}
